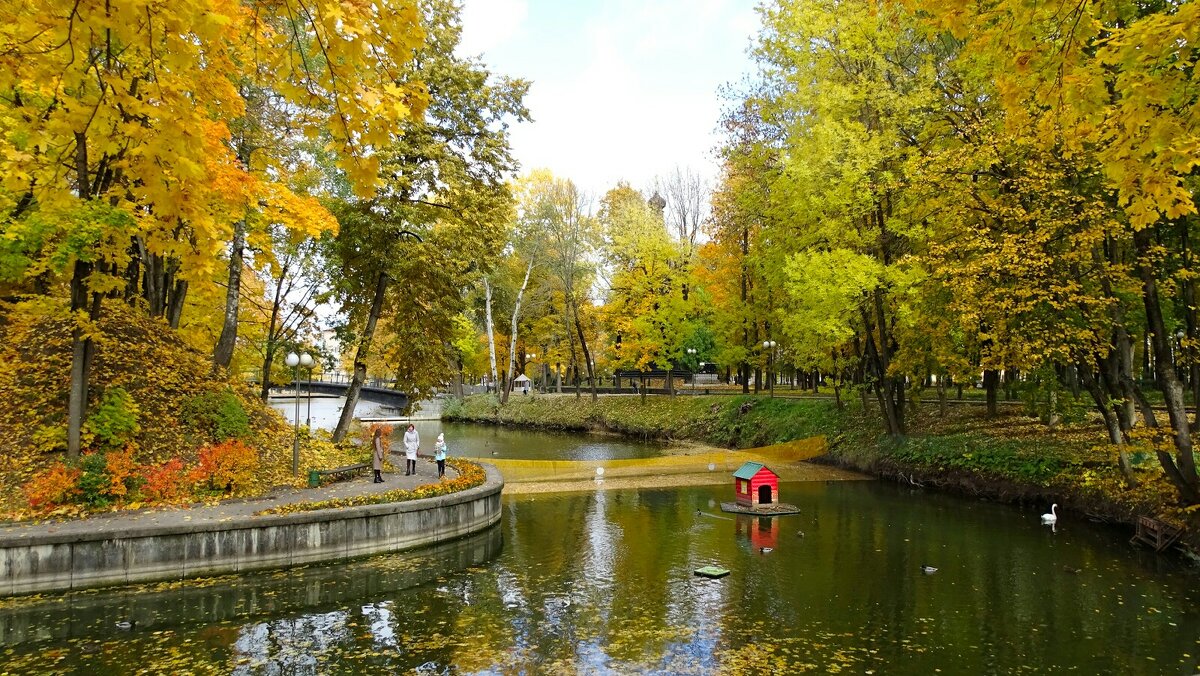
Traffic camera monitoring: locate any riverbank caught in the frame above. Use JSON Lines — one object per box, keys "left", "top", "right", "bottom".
{"left": 0, "top": 458, "right": 501, "bottom": 594}
{"left": 444, "top": 394, "right": 1198, "bottom": 557}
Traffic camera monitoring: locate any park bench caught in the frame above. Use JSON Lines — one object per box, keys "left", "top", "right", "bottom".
{"left": 307, "top": 462, "right": 370, "bottom": 487}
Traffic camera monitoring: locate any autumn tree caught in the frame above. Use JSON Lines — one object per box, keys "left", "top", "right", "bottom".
{"left": 0, "top": 0, "right": 426, "bottom": 457}
{"left": 323, "top": 0, "right": 528, "bottom": 441}
{"left": 903, "top": 0, "right": 1200, "bottom": 501}
{"left": 520, "top": 171, "right": 601, "bottom": 399}
{"left": 601, "top": 183, "right": 694, "bottom": 400}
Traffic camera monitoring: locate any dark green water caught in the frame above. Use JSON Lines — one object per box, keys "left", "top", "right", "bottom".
{"left": 1, "top": 481, "right": 1196, "bottom": 674}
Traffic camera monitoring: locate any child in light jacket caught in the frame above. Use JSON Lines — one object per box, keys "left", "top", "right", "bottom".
{"left": 434, "top": 433, "right": 447, "bottom": 479}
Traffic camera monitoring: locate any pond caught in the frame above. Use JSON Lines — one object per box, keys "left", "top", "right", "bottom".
{"left": 271, "top": 396, "right": 669, "bottom": 461}
{"left": 1, "top": 477, "right": 1196, "bottom": 673}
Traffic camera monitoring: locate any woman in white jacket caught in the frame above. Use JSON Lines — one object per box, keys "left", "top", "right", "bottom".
{"left": 402, "top": 424, "right": 420, "bottom": 476}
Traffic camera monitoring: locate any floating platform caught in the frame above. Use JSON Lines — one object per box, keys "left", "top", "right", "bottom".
{"left": 693, "top": 566, "right": 730, "bottom": 579}
{"left": 719, "top": 501, "right": 801, "bottom": 516}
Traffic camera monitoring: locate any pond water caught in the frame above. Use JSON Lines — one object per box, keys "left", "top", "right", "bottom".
{"left": 1, "top": 478, "right": 1196, "bottom": 673}
{"left": 271, "top": 396, "right": 668, "bottom": 461}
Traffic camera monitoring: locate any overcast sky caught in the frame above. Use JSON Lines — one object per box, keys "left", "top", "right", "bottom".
{"left": 458, "top": 0, "right": 760, "bottom": 200}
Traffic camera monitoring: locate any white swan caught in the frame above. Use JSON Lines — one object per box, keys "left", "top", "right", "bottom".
{"left": 1041, "top": 504, "right": 1058, "bottom": 524}
{"left": 920, "top": 565, "right": 937, "bottom": 574}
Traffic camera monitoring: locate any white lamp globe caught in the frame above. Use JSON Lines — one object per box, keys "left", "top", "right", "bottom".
{"left": 300, "top": 353, "right": 315, "bottom": 368}
{"left": 285, "top": 352, "right": 300, "bottom": 367}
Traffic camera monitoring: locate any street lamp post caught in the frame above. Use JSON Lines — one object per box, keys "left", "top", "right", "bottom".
{"left": 300, "top": 352, "right": 314, "bottom": 427}
{"left": 527, "top": 353, "right": 537, "bottom": 393}
{"left": 762, "top": 340, "right": 777, "bottom": 398}
{"left": 686, "top": 348, "right": 697, "bottom": 393}
{"left": 285, "top": 352, "right": 305, "bottom": 476}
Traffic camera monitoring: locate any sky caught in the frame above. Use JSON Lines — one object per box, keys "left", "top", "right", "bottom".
{"left": 457, "top": 0, "right": 761, "bottom": 200}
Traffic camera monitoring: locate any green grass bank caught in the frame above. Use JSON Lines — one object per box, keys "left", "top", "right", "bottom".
{"left": 444, "top": 393, "right": 1198, "bottom": 558}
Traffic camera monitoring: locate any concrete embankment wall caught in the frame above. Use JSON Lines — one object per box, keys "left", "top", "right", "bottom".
{"left": 0, "top": 466, "right": 503, "bottom": 595}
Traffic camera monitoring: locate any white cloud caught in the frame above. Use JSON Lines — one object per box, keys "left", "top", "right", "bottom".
{"left": 458, "top": 0, "right": 529, "bottom": 56}
{"left": 459, "top": 0, "right": 758, "bottom": 200}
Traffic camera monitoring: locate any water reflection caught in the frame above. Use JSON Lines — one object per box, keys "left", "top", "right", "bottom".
{"left": 2, "top": 482, "right": 1197, "bottom": 674}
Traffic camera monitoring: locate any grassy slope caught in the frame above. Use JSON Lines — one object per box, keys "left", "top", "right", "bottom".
{"left": 444, "top": 393, "right": 843, "bottom": 448}
{"left": 0, "top": 301, "right": 359, "bottom": 515}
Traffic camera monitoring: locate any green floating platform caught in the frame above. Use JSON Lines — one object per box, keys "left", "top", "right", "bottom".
{"left": 694, "top": 566, "right": 730, "bottom": 579}
{"left": 719, "top": 501, "right": 801, "bottom": 516}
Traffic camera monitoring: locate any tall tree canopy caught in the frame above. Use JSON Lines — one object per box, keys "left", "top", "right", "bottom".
{"left": 0, "top": 0, "right": 427, "bottom": 455}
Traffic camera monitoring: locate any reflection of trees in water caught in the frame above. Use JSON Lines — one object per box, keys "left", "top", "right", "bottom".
{"left": 233, "top": 610, "right": 351, "bottom": 674}
{"left": 362, "top": 601, "right": 398, "bottom": 650}
{"left": 3, "top": 486, "right": 1198, "bottom": 674}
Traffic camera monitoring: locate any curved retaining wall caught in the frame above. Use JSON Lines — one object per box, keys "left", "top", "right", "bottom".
{"left": 0, "top": 466, "right": 503, "bottom": 595}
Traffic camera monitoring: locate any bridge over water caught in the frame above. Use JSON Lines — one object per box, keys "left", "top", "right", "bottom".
{"left": 266, "top": 375, "right": 409, "bottom": 410}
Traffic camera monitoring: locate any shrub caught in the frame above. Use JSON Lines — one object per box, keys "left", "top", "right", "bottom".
{"left": 142, "top": 458, "right": 189, "bottom": 502}
{"left": 182, "top": 389, "right": 250, "bottom": 441}
{"left": 24, "top": 463, "right": 82, "bottom": 510}
{"left": 190, "top": 439, "right": 258, "bottom": 493}
{"left": 85, "top": 387, "right": 141, "bottom": 450}
{"left": 31, "top": 425, "right": 68, "bottom": 454}
{"left": 104, "top": 446, "right": 142, "bottom": 500}
{"left": 358, "top": 423, "right": 394, "bottom": 449}
{"left": 77, "top": 452, "right": 113, "bottom": 507}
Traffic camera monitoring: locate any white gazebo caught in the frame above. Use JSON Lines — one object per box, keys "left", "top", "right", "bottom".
{"left": 513, "top": 373, "right": 532, "bottom": 393}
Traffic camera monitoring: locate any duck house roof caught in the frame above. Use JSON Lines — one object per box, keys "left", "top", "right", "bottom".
{"left": 733, "top": 461, "right": 772, "bottom": 480}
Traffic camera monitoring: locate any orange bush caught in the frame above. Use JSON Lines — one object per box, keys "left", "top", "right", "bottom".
{"left": 190, "top": 439, "right": 258, "bottom": 493}
{"left": 24, "top": 463, "right": 82, "bottom": 510}
{"left": 359, "top": 423, "right": 393, "bottom": 449}
{"left": 104, "top": 446, "right": 139, "bottom": 499}
{"left": 142, "top": 458, "right": 189, "bottom": 502}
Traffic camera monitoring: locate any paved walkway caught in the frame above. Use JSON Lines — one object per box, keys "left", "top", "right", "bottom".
{"left": 0, "top": 453, "right": 457, "bottom": 544}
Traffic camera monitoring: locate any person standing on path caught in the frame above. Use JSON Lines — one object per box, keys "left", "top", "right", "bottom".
{"left": 372, "top": 428, "right": 386, "bottom": 483}
{"left": 434, "top": 433, "right": 447, "bottom": 479}
{"left": 403, "top": 423, "right": 419, "bottom": 476}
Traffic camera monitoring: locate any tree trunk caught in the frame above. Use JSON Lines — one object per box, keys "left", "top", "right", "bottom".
{"left": 501, "top": 262, "right": 534, "bottom": 405}
{"left": 483, "top": 276, "right": 499, "bottom": 395}
{"left": 1135, "top": 228, "right": 1199, "bottom": 502}
{"left": 983, "top": 369, "right": 1000, "bottom": 418}
{"left": 1079, "top": 362, "right": 1138, "bottom": 487}
{"left": 1047, "top": 388, "right": 1061, "bottom": 431}
{"left": 937, "top": 377, "right": 947, "bottom": 418}
{"left": 740, "top": 221, "right": 751, "bottom": 396}
{"left": 861, "top": 301, "right": 903, "bottom": 437}
{"left": 67, "top": 134, "right": 99, "bottom": 459}
{"left": 1182, "top": 221, "right": 1199, "bottom": 432}
{"left": 66, "top": 259, "right": 95, "bottom": 459}
{"left": 569, "top": 297, "right": 597, "bottom": 402}
{"left": 333, "top": 272, "right": 388, "bottom": 443}
{"left": 259, "top": 346, "right": 276, "bottom": 403}
{"left": 640, "top": 373, "right": 647, "bottom": 403}
{"left": 166, "top": 279, "right": 187, "bottom": 329}
{"left": 260, "top": 265, "right": 288, "bottom": 402}
{"left": 212, "top": 219, "right": 246, "bottom": 371}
